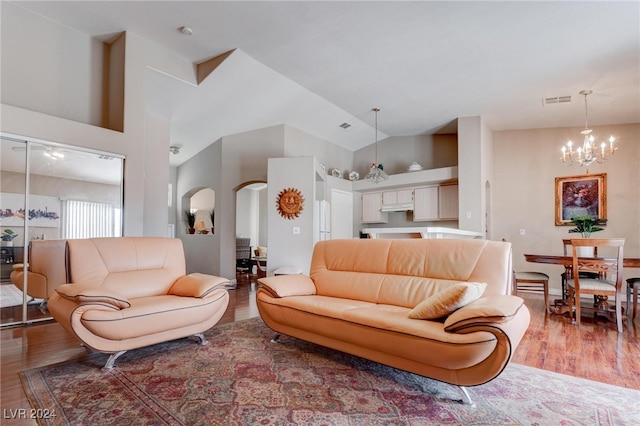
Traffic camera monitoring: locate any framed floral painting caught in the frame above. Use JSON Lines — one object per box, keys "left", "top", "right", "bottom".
{"left": 555, "top": 173, "right": 606, "bottom": 226}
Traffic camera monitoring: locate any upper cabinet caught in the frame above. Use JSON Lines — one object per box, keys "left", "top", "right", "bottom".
{"left": 413, "top": 186, "right": 439, "bottom": 221}
{"left": 413, "top": 184, "right": 458, "bottom": 222}
{"left": 381, "top": 189, "right": 414, "bottom": 211}
{"left": 361, "top": 192, "right": 388, "bottom": 223}
{"left": 437, "top": 184, "right": 459, "bottom": 220}
{"left": 382, "top": 189, "right": 413, "bottom": 205}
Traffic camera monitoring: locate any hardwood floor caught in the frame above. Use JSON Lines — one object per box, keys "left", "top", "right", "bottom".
{"left": 2, "top": 275, "right": 639, "bottom": 425}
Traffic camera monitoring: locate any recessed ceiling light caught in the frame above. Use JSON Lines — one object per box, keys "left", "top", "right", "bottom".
{"left": 178, "top": 26, "right": 193, "bottom": 36}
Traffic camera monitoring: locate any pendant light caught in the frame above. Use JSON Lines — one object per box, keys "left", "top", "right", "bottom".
{"left": 364, "top": 108, "right": 389, "bottom": 183}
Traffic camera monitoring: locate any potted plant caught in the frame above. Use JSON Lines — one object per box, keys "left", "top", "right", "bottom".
{"left": 184, "top": 210, "right": 196, "bottom": 234}
{"left": 568, "top": 216, "right": 607, "bottom": 238}
{"left": 1, "top": 229, "right": 18, "bottom": 246}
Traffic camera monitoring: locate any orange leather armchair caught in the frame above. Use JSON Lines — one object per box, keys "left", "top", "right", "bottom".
{"left": 10, "top": 240, "right": 68, "bottom": 306}
{"left": 47, "top": 237, "right": 230, "bottom": 369}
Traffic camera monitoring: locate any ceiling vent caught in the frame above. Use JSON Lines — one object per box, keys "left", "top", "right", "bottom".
{"left": 543, "top": 95, "right": 572, "bottom": 105}
{"left": 339, "top": 122, "right": 351, "bottom": 129}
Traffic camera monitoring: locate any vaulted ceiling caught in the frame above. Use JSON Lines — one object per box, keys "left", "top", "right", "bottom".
{"left": 9, "top": 1, "right": 640, "bottom": 166}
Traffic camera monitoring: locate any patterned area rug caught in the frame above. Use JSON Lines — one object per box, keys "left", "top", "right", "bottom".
{"left": 20, "top": 317, "right": 640, "bottom": 425}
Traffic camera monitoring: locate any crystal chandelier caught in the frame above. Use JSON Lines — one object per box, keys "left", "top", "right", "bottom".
{"left": 560, "top": 90, "right": 616, "bottom": 166}
{"left": 365, "top": 107, "right": 389, "bottom": 183}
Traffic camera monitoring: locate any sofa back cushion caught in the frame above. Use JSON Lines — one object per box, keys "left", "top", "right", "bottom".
{"left": 309, "top": 239, "right": 511, "bottom": 308}
{"left": 29, "top": 239, "right": 70, "bottom": 290}
{"left": 67, "top": 237, "right": 187, "bottom": 299}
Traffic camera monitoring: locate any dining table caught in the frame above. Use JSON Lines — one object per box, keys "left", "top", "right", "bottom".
{"left": 524, "top": 254, "right": 640, "bottom": 268}
{"left": 524, "top": 253, "right": 640, "bottom": 318}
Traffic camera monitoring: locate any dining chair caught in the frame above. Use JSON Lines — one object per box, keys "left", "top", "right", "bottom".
{"left": 566, "top": 238, "right": 625, "bottom": 332}
{"left": 561, "top": 239, "right": 599, "bottom": 300}
{"left": 236, "top": 237, "right": 252, "bottom": 278}
{"left": 627, "top": 277, "right": 640, "bottom": 320}
{"left": 513, "top": 271, "right": 549, "bottom": 313}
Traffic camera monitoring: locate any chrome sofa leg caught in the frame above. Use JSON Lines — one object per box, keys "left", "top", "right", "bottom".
{"left": 270, "top": 333, "right": 281, "bottom": 343}
{"left": 194, "top": 333, "right": 208, "bottom": 345}
{"left": 458, "top": 386, "right": 474, "bottom": 405}
{"left": 103, "top": 350, "right": 127, "bottom": 370}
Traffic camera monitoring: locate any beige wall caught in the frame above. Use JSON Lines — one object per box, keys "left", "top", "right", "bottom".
{"left": 493, "top": 123, "right": 639, "bottom": 295}
{"left": 353, "top": 134, "right": 458, "bottom": 178}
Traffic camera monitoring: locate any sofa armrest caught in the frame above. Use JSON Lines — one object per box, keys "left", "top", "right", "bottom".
{"left": 55, "top": 284, "right": 131, "bottom": 309}
{"left": 443, "top": 295, "right": 525, "bottom": 332}
{"left": 257, "top": 274, "right": 316, "bottom": 298}
{"left": 169, "top": 273, "right": 231, "bottom": 298}
{"left": 12, "top": 263, "right": 25, "bottom": 273}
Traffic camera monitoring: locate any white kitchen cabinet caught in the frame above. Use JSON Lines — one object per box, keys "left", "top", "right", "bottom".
{"left": 361, "top": 192, "right": 388, "bottom": 223}
{"left": 413, "top": 184, "right": 458, "bottom": 221}
{"left": 413, "top": 186, "right": 439, "bottom": 221}
{"left": 438, "top": 184, "right": 459, "bottom": 220}
{"left": 382, "top": 189, "right": 413, "bottom": 207}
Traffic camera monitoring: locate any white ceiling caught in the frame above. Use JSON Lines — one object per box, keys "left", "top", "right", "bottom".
{"left": 10, "top": 1, "right": 640, "bottom": 167}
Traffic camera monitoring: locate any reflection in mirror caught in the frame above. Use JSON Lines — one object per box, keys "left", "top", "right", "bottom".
{"left": 1, "top": 138, "right": 26, "bottom": 327}
{"left": 0, "top": 135, "right": 124, "bottom": 326}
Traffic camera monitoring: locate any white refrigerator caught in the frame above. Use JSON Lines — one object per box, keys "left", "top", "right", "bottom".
{"left": 313, "top": 200, "right": 331, "bottom": 243}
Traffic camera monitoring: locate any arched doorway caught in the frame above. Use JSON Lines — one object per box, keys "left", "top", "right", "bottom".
{"left": 234, "top": 181, "right": 267, "bottom": 277}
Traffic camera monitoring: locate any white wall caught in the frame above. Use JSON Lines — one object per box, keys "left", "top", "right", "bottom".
{"left": 458, "top": 116, "right": 485, "bottom": 234}
{"left": 0, "top": 2, "right": 104, "bottom": 127}
{"left": 284, "top": 125, "right": 354, "bottom": 177}
{"left": 143, "top": 114, "right": 170, "bottom": 237}
{"left": 176, "top": 124, "right": 353, "bottom": 280}
{"left": 1, "top": 6, "right": 196, "bottom": 237}
{"left": 236, "top": 187, "right": 259, "bottom": 245}
{"left": 267, "top": 157, "right": 317, "bottom": 275}
{"left": 176, "top": 141, "right": 222, "bottom": 275}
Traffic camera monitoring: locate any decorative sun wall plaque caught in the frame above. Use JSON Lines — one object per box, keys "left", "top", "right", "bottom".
{"left": 276, "top": 187, "right": 304, "bottom": 219}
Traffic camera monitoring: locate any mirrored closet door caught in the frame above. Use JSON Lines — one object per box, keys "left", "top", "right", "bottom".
{"left": 0, "top": 134, "right": 124, "bottom": 326}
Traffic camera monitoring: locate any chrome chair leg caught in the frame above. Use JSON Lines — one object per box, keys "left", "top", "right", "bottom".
{"left": 458, "top": 386, "right": 474, "bottom": 405}
{"left": 194, "top": 333, "right": 208, "bottom": 345}
{"left": 270, "top": 333, "right": 281, "bottom": 343}
{"left": 103, "top": 350, "right": 127, "bottom": 370}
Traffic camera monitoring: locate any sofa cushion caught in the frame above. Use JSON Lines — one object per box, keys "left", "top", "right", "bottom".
{"left": 79, "top": 293, "right": 228, "bottom": 340}
{"left": 309, "top": 239, "right": 513, "bottom": 307}
{"left": 56, "top": 284, "right": 131, "bottom": 309}
{"left": 169, "top": 273, "right": 231, "bottom": 298}
{"left": 67, "top": 238, "right": 186, "bottom": 298}
{"left": 443, "top": 295, "right": 525, "bottom": 332}
{"left": 407, "top": 282, "right": 487, "bottom": 320}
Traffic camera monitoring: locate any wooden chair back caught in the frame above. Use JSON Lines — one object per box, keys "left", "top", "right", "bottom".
{"left": 570, "top": 238, "right": 624, "bottom": 291}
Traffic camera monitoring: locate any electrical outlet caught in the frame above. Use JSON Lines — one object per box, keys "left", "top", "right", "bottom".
{"left": 292, "top": 227, "right": 300, "bottom": 235}
{"left": 519, "top": 228, "right": 526, "bottom": 236}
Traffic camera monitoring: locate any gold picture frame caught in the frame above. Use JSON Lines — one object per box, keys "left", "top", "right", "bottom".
{"left": 555, "top": 173, "right": 606, "bottom": 226}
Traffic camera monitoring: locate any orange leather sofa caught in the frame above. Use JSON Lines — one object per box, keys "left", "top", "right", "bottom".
{"left": 47, "top": 237, "right": 230, "bottom": 369}
{"left": 257, "top": 239, "right": 530, "bottom": 404}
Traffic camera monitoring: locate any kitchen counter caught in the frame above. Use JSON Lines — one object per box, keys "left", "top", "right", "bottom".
{"left": 361, "top": 227, "right": 484, "bottom": 239}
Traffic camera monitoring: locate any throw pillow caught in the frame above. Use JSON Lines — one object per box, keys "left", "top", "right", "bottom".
{"left": 407, "top": 282, "right": 487, "bottom": 320}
